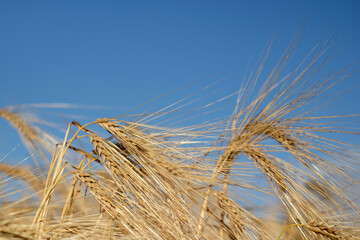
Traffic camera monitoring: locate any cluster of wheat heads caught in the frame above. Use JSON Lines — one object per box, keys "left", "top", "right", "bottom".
{"left": 1, "top": 40, "right": 360, "bottom": 239}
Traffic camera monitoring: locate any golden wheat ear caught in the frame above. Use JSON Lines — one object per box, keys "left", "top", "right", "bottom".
{"left": 0, "top": 164, "right": 44, "bottom": 198}
{"left": 0, "top": 108, "right": 58, "bottom": 165}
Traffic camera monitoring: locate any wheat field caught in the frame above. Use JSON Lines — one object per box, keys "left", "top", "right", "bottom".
{"left": 0, "top": 37, "right": 359, "bottom": 239}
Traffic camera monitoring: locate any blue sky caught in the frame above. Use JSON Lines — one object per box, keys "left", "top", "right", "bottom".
{"left": 0, "top": 1, "right": 359, "bottom": 122}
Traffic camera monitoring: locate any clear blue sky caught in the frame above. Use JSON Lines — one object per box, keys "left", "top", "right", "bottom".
{"left": 0, "top": 0, "right": 359, "bottom": 120}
